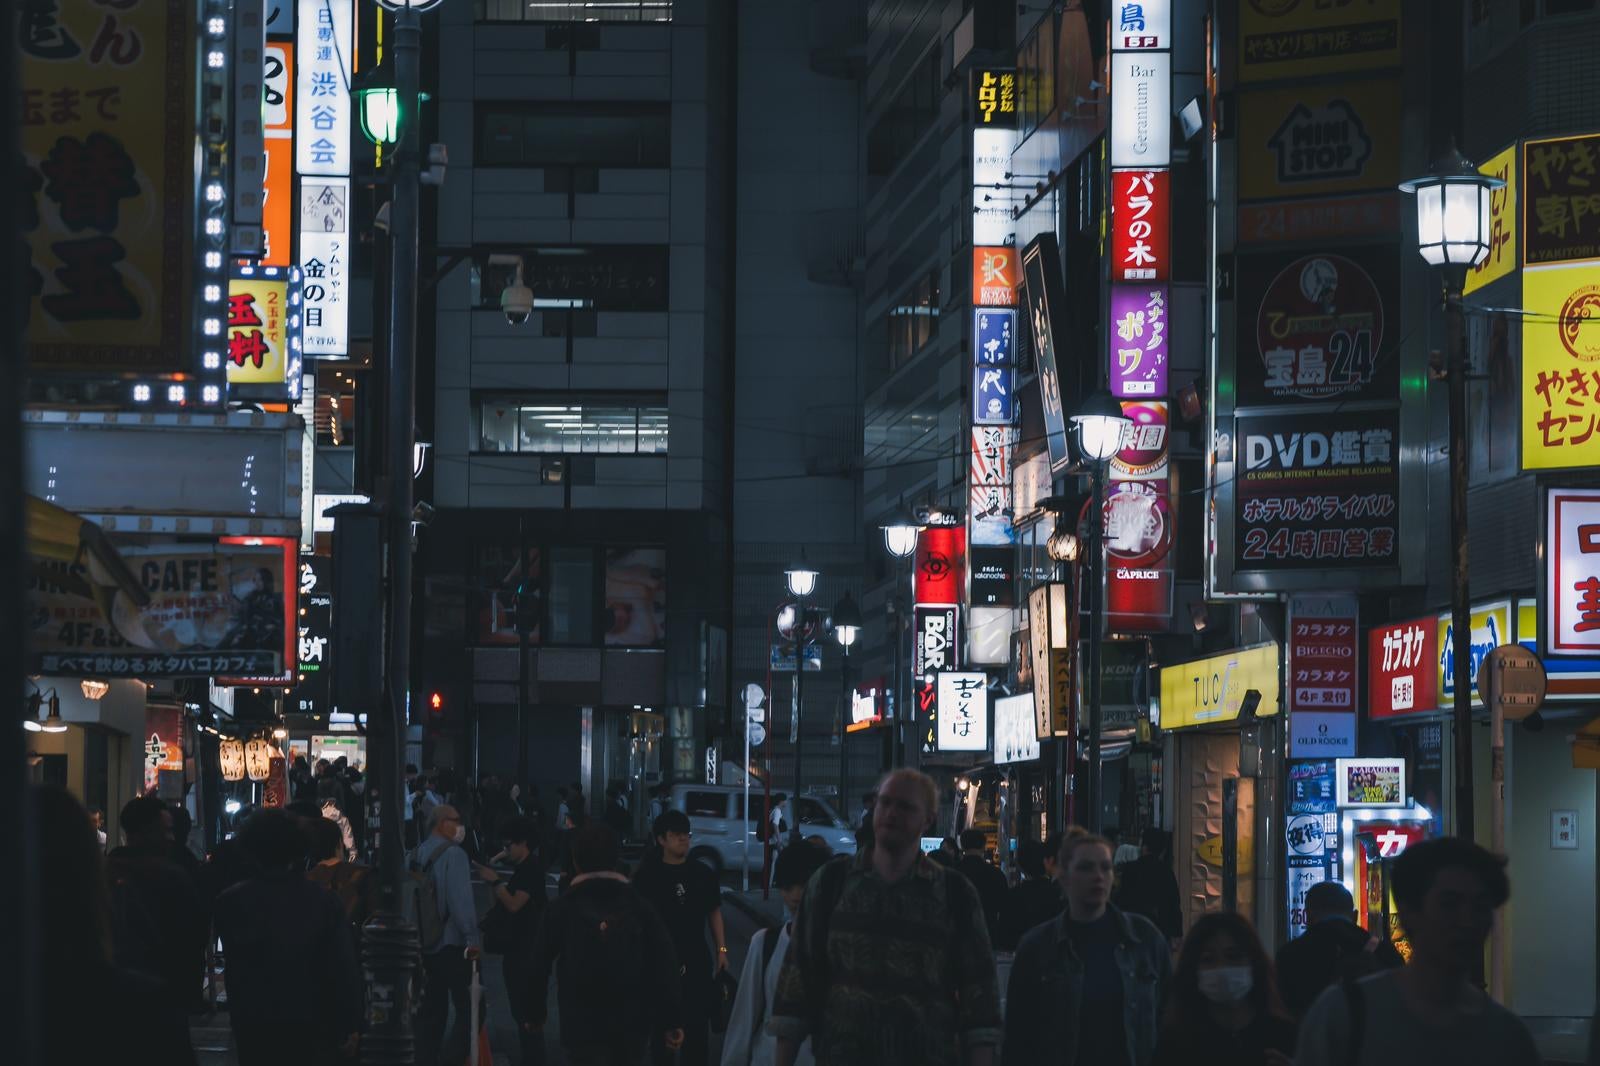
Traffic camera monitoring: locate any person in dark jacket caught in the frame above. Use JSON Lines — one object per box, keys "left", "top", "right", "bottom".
{"left": 530, "top": 824, "right": 684, "bottom": 1065}
{"left": 214, "top": 810, "right": 362, "bottom": 1066}
{"left": 1274, "top": 881, "right": 1404, "bottom": 1018}
{"left": 997, "top": 834, "right": 1063, "bottom": 951}
{"left": 1152, "top": 912, "right": 1297, "bottom": 1066}
{"left": 957, "top": 827, "right": 1010, "bottom": 946}
{"left": 474, "top": 815, "right": 547, "bottom": 1066}
{"left": 105, "top": 795, "right": 208, "bottom": 1014}
{"left": 1004, "top": 834, "right": 1171, "bottom": 1066}
{"left": 1113, "top": 826, "right": 1184, "bottom": 944}
{"left": 37, "top": 785, "right": 197, "bottom": 1066}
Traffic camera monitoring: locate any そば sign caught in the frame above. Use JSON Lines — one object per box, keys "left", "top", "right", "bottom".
{"left": 936, "top": 672, "right": 989, "bottom": 752}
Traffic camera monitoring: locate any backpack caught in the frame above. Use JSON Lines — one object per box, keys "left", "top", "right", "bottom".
{"left": 409, "top": 844, "right": 452, "bottom": 953}
{"left": 563, "top": 890, "right": 648, "bottom": 1000}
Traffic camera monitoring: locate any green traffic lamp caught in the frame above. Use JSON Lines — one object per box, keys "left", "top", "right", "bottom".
{"left": 354, "top": 57, "right": 429, "bottom": 146}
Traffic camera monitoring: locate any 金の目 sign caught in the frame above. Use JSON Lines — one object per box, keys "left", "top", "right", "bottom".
{"left": 1522, "top": 264, "right": 1600, "bottom": 470}
{"left": 936, "top": 672, "right": 990, "bottom": 752}
{"left": 1368, "top": 618, "right": 1438, "bottom": 718}
{"left": 1546, "top": 488, "right": 1600, "bottom": 656}
{"left": 1111, "top": 170, "right": 1171, "bottom": 282}
{"left": 299, "top": 177, "right": 349, "bottom": 356}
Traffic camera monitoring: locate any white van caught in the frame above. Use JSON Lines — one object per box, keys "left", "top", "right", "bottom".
{"left": 666, "top": 784, "right": 857, "bottom": 875}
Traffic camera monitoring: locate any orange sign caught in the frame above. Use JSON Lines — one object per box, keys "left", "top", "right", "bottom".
{"left": 262, "top": 43, "right": 294, "bottom": 267}
{"left": 973, "top": 246, "right": 1017, "bottom": 306}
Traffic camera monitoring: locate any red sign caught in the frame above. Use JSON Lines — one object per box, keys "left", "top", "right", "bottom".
{"left": 1367, "top": 618, "right": 1437, "bottom": 718}
{"left": 973, "top": 246, "right": 1018, "bottom": 306}
{"left": 1237, "top": 193, "right": 1401, "bottom": 246}
{"left": 915, "top": 526, "right": 966, "bottom": 605}
{"left": 1289, "top": 613, "right": 1358, "bottom": 713}
{"left": 1100, "top": 480, "right": 1174, "bottom": 632}
{"left": 1111, "top": 169, "right": 1170, "bottom": 282}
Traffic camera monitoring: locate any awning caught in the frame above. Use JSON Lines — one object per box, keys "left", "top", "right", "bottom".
{"left": 26, "top": 495, "right": 148, "bottom": 607}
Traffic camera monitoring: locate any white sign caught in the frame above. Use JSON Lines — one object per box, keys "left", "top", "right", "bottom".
{"left": 299, "top": 178, "right": 349, "bottom": 355}
{"left": 1112, "top": 0, "right": 1171, "bottom": 50}
{"left": 313, "top": 492, "right": 369, "bottom": 532}
{"left": 993, "top": 694, "right": 1039, "bottom": 764}
{"left": 972, "top": 127, "right": 1019, "bottom": 247}
{"left": 1291, "top": 712, "right": 1357, "bottom": 758}
{"left": 295, "top": 0, "right": 353, "bottom": 177}
{"left": 1553, "top": 809, "right": 1579, "bottom": 849}
{"left": 1547, "top": 488, "right": 1600, "bottom": 655}
{"left": 936, "top": 672, "right": 989, "bottom": 752}
{"left": 1110, "top": 52, "right": 1171, "bottom": 168}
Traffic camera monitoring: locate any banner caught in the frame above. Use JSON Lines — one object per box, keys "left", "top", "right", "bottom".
{"left": 603, "top": 547, "right": 666, "bottom": 647}
{"left": 144, "top": 704, "right": 186, "bottom": 790}
{"left": 972, "top": 308, "right": 1017, "bottom": 424}
{"left": 299, "top": 177, "right": 350, "bottom": 356}
{"left": 1111, "top": 170, "right": 1171, "bottom": 282}
{"left": 1524, "top": 134, "right": 1600, "bottom": 266}
{"left": 970, "top": 427, "right": 1019, "bottom": 546}
{"left": 1546, "top": 489, "right": 1600, "bottom": 656}
{"left": 21, "top": 0, "right": 188, "bottom": 373}
{"left": 1522, "top": 264, "right": 1600, "bottom": 470}
{"left": 29, "top": 544, "right": 288, "bottom": 677}
{"left": 292, "top": 556, "right": 333, "bottom": 715}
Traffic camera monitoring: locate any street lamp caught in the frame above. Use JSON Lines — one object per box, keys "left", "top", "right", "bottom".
{"left": 1070, "top": 389, "right": 1131, "bottom": 834}
{"left": 1399, "top": 147, "right": 1503, "bottom": 845}
{"left": 785, "top": 557, "right": 819, "bottom": 843}
{"left": 833, "top": 591, "right": 862, "bottom": 810}
{"left": 879, "top": 512, "right": 922, "bottom": 769}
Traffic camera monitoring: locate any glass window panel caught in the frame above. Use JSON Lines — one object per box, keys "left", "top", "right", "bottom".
{"left": 479, "top": 401, "right": 519, "bottom": 452}
{"left": 519, "top": 405, "right": 577, "bottom": 454}
{"left": 547, "top": 547, "right": 595, "bottom": 644}
{"left": 637, "top": 408, "right": 669, "bottom": 454}
{"left": 586, "top": 406, "right": 638, "bottom": 454}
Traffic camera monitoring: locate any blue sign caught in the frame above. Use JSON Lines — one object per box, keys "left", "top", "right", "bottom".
{"left": 972, "top": 308, "right": 1016, "bottom": 425}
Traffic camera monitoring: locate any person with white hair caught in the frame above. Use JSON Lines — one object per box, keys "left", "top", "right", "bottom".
{"left": 412, "top": 803, "right": 481, "bottom": 1066}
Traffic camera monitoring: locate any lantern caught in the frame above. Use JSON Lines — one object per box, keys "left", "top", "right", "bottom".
{"left": 245, "top": 737, "right": 273, "bottom": 781}
{"left": 219, "top": 738, "right": 246, "bottom": 781}
{"left": 263, "top": 749, "right": 289, "bottom": 808}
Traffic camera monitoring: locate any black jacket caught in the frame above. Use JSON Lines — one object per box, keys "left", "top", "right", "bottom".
{"left": 45, "top": 964, "right": 196, "bottom": 1066}
{"left": 531, "top": 871, "right": 683, "bottom": 1043}
{"left": 1112, "top": 853, "right": 1183, "bottom": 940}
{"left": 213, "top": 871, "right": 362, "bottom": 1038}
{"left": 957, "top": 855, "right": 1011, "bottom": 946}
{"left": 105, "top": 844, "right": 207, "bottom": 1011}
{"left": 1274, "top": 917, "right": 1404, "bottom": 1018}
{"left": 997, "top": 876, "right": 1063, "bottom": 951}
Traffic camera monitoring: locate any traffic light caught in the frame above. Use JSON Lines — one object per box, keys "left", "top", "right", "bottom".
{"left": 429, "top": 691, "right": 444, "bottom": 713}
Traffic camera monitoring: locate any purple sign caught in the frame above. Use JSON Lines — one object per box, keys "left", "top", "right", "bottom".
{"left": 1109, "top": 285, "right": 1168, "bottom": 399}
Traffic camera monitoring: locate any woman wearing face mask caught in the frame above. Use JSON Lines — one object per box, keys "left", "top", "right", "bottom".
{"left": 1152, "top": 913, "right": 1296, "bottom": 1066}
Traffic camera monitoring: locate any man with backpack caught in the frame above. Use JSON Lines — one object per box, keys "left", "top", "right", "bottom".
{"left": 1275, "top": 880, "right": 1403, "bottom": 1018}
{"left": 412, "top": 803, "right": 481, "bottom": 1066}
{"left": 530, "top": 824, "right": 684, "bottom": 1066}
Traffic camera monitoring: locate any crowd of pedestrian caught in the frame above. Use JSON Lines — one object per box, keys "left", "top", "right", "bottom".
{"left": 32, "top": 764, "right": 1548, "bottom": 1066}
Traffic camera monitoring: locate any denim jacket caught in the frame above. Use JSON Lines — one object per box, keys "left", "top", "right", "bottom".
{"left": 1001, "top": 904, "right": 1170, "bottom": 1066}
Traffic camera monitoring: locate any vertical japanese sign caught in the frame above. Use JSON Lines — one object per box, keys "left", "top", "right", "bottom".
{"left": 1236, "top": 0, "right": 1401, "bottom": 83}
{"left": 1368, "top": 618, "right": 1437, "bottom": 718}
{"left": 295, "top": 0, "right": 352, "bottom": 178}
{"left": 914, "top": 526, "right": 966, "bottom": 605}
{"left": 1110, "top": 171, "right": 1171, "bottom": 282}
{"left": 1112, "top": 0, "right": 1170, "bottom": 49}
{"left": 292, "top": 555, "right": 333, "bottom": 714}
{"left": 226, "top": 273, "right": 290, "bottom": 386}
{"left": 20, "top": 0, "right": 187, "bottom": 372}
{"left": 299, "top": 177, "right": 349, "bottom": 355}
{"left": 970, "top": 427, "right": 1019, "bottom": 546}
{"left": 914, "top": 606, "right": 960, "bottom": 755}
{"left": 973, "top": 68, "right": 1016, "bottom": 125}
{"left": 1022, "top": 235, "right": 1073, "bottom": 474}
{"left": 1523, "top": 134, "right": 1600, "bottom": 267}
{"left": 1104, "top": 402, "right": 1174, "bottom": 631}
{"left": 936, "top": 672, "right": 989, "bottom": 752}
{"left": 262, "top": 41, "right": 295, "bottom": 267}
{"left": 1028, "top": 583, "right": 1073, "bottom": 740}
{"left": 1109, "top": 52, "right": 1170, "bottom": 168}
{"left": 1109, "top": 286, "right": 1168, "bottom": 397}
{"left": 1463, "top": 143, "right": 1516, "bottom": 295}
{"left": 1288, "top": 595, "right": 1358, "bottom": 757}
{"left": 1545, "top": 488, "right": 1600, "bottom": 656}
{"left": 973, "top": 308, "right": 1016, "bottom": 423}
{"left": 1522, "top": 264, "right": 1600, "bottom": 470}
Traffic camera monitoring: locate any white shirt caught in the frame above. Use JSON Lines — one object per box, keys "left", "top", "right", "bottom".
{"left": 721, "top": 923, "right": 813, "bottom": 1066}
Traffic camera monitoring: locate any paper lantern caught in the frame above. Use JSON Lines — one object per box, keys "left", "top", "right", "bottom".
{"left": 263, "top": 750, "right": 288, "bottom": 808}
{"left": 245, "top": 737, "right": 273, "bottom": 781}
{"left": 219, "top": 738, "right": 245, "bottom": 781}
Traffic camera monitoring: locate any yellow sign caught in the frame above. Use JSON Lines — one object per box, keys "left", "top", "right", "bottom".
{"left": 1464, "top": 143, "right": 1518, "bottom": 296}
{"left": 1522, "top": 265, "right": 1600, "bottom": 471}
{"left": 226, "top": 277, "right": 289, "bottom": 387}
{"left": 1236, "top": 78, "right": 1400, "bottom": 202}
{"left": 1435, "top": 600, "right": 1510, "bottom": 707}
{"left": 1158, "top": 643, "right": 1280, "bottom": 730}
{"left": 1238, "top": 0, "right": 1403, "bottom": 83}
{"left": 1197, "top": 833, "right": 1256, "bottom": 876}
{"left": 21, "top": 0, "right": 189, "bottom": 372}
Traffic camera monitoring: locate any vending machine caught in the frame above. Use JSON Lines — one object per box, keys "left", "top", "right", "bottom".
{"left": 1337, "top": 756, "right": 1432, "bottom": 960}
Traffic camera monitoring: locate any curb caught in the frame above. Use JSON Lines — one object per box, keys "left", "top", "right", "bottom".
{"left": 721, "top": 887, "right": 783, "bottom": 931}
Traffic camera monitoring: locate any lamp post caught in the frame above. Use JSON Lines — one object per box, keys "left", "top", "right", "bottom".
{"left": 881, "top": 514, "right": 922, "bottom": 768}
{"left": 785, "top": 558, "right": 819, "bottom": 844}
{"left": 832, "top": 591, "right": 862, "bottom": 814}
{"left": 1070, "top": 389, "right": 1132, "bottom": 835}
{"left": 1399, "top": 147, "right": 1503, "bottom": 845}
{"left": 358, "top": 0, "right": 442, "bottom": 1060}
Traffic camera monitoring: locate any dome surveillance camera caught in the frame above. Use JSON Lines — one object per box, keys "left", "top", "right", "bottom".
{"left": 501, "top": 279, "right": 534, "bottom": 325}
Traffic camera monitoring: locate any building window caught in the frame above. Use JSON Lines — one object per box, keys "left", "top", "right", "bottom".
{"left": 474, "top": 246, "right": 670, "bottom": 313}
{"left": 866, "top": 48, "right": 942, "bottom": 177}
{"left": 886, "top": 270, "right": 941, "bottom": 370}
{"left": 475, "top": 0, "right": 671, "bottom": 22}
{"left": 478, "top": 103, "right": 670, "bottom": 168}
{"left": 547, "top": 546, "right": 596, "bottom": 645}
{"left": 475, "top": 396, "right": 670, "bottom": 455}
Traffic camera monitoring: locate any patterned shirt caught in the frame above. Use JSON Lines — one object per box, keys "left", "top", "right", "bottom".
{"left": 768, "top": 851, "right": 1003, "bottom": 1066}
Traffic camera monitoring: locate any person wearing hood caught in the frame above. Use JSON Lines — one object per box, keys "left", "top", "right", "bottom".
{"left": 1274, "top": 881, "right": 1403, "bottom": 1018}
{"left": 1152, "top": 913, "right": 1296, "bottom": 1066}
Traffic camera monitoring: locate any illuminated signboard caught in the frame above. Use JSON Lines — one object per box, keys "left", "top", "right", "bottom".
{"left": 1110, "top": 52, "right": 1171, "bottom": 169}
{"left": 295, "top": 0, "right": 353, "bottom": 177}
{"left": 936, "top": 672, "right": 989, "bottom": 752}
{"left": 1157, "top": 643, "right": 1281, "bottom": 730}
{"left": 1335, "top": 757, "right": 1406, "bottom": 809}
{"left": 1110, "top": 170, "right": 1171, "bottom": 282}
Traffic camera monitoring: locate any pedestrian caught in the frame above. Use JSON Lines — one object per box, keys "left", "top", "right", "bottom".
{"left": 214, "top": 810, "right": 362, "bottom": 1066}
{"left": 957, "top": 827, "right": 1009, "bottom": 945}
{"left": 1293, "top": 837, "right": 1541, "bottom": 1066}
{"left": 1114, "top": 841, "right": 1141, "bottom": 867}
{"left": 168, "top": 803, "right": 201, "bottom": 879}
{"left": 1112, "top": 826, "right": 1184, "bottom": 945}
{"left": 412, "top": 803, "right": 483, "bottom": 1066}
{"left": 105, "top": 794, "right": 208, "bottom": 1015}
{"left": 632, "top": 809, "right": 729, "bottom": 1066}
{"left": 1275, "top": 880, "right": 1403, "bottom": 1018}
{"left": 36, "top": 785, "right": 197, "bottom": 1066}
{"left": 88, "top": 805, "right": 108, "bottom": 850}
{"left": 605, "top": 783, "right": 633, "bottom": 841}
{"left": 530, "top": 824, "right": 685, "bottom": 1066}
{"left": 569, "top": 782, "right": 589, "bottom": 827}
{"left": 856, "top": 791, "right": 875, "bottom": 831}
{"left": 931, "top": 835, "right": 960, "bottom": 868}
{"left": 1003, "top": 833, "right": 1171, "bottom": 1066}
{"left": 475, "top": 815, "right": 547, "bottom": 1066}
{"left": 649, "top": 784, "right": 669, "bottom": 822}
{"left": 305, "top": 814, "right": 376, "bottom": 937}
{"left": 1151, "top": 912, "right": 1297, "bottom": 1066}
{"left": 770, "top": 768, "right": 1003, "bottom": 1066}
{"left": 997, "top": 835, "right": 1063, "bottom": 951}
{"left": 722, "top": 843, "right": 828, "bottom": 1066}
{"left": 291, "top": 755, "right": 316, "bottom": 801}
{"left": 767, "top": 793, "right": 789, "bottom": 845}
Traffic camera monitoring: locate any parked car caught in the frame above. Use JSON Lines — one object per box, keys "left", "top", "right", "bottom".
{"left": 666, "top": 784, "right": 856, "bottom": 875}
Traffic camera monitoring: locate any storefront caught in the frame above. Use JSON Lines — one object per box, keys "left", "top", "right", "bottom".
{"left": 1156, "top": 642, "right": 1283, "bottom": 942}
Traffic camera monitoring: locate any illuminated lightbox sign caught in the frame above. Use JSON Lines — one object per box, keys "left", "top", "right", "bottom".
{"left": 295, "top": 0, "right": 353, "bottom": 177}
{"left": 1335, "top": 757, "right": 1406, "bottom": 809}
{"left": 1112, "top": 0, "right": 1171, "bottom": 50}
{"left": 299, "top": 178, "right": 350, "bottom": 356}
{"left": 1110, "top": 52, "right": 1171, "bottom": 169}
{"left": 936, "top": 671, "right": 989, "bottom": 752}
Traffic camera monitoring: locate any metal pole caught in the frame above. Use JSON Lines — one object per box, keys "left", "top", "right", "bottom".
{"left": 362, "top": 9, "right": 422, "bottom": 1062}
{"left": 791, "top": 594, "right": 806, "bottom": 845}
{"left": 1444, "top": 273, "right": 1475, "bottom": 842}
{"left": 838, "top": 642, "right": 849, "bottom": 816}
{"left": 1087, "top": 461, "right": 1106, "bottom": 835}
{"left": 892, "top": 587, "right": 904, "bottom": 769}
{"left": 516, "top": 515, "right": 530, "bottom": 788}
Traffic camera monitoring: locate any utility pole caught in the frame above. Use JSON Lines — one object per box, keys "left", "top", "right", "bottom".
{"left": 1444, "top": 268, "right": 1474, "bottom": 841}
{"left": 790, "top": 594, "right": 807, "bottom": 846}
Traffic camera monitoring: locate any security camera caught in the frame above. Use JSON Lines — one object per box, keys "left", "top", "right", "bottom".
{"left": 501, "top": 265, "right": 533, "bottom": 326}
